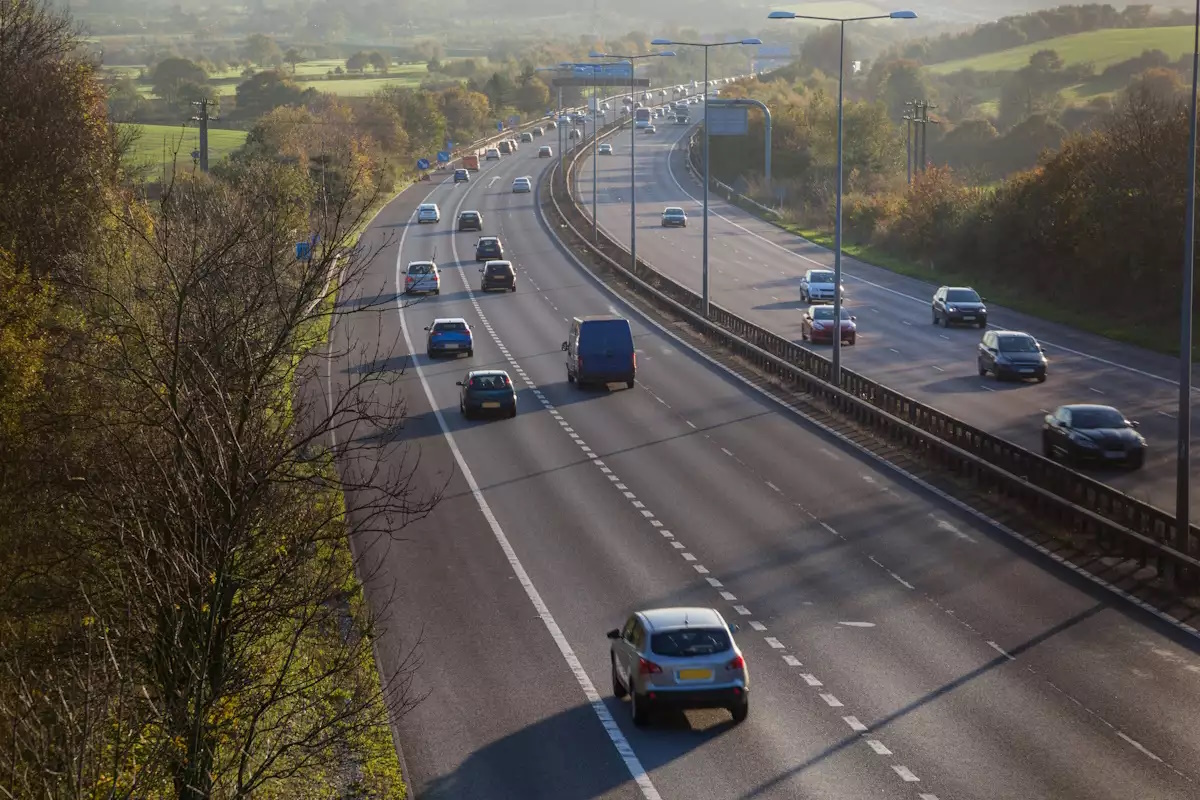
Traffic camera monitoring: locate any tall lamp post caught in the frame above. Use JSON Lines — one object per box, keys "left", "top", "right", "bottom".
{"left": 589, "top": 49, "right": 676, "bottom": 273}
{"left": 556, "top": 61, "right": 627, "bottom": 240}
{"left": 768, "top": 9, "right": 915, "bottom": 384}
{"left": 1177, "top": 0, "right": 1199, "bottom": 553}
{"left": 650, "top": 37, "right": 762, "bottom": 317}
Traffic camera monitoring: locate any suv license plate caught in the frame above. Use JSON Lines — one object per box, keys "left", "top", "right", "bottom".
{"left": 482, "top": 402, "right": 500, "bottom": 409}
{"left": 961, "top": 315, "right": 975, "bottom": 320}
{"left": 1019, "top": 367, "right": 1033, "bottom": 373}
{"left": 1104, "top": 450, "right": 1125, "bottom": 459}
{"left": 443, "top": 343, "right": 458, "bottom": 349}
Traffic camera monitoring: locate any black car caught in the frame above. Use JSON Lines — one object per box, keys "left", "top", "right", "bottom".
{"left": 475, "top": 236, "right": 503, "bottom": 261}
{"left": 458, "top": 210, "right": 483, "bottom": 232}
{"left": 1043, "top": 404, "right": 1145, "bottom": 468}
{"left": 978, "top": 330, "right": 1047, "bottom": 382}
{"left": 480, "top": 260, "right": 516, "bottom": 292}
{"left": 932, "top": 285, "right": 987, "bottom": 328}
{"left": 457, "top": 370, "right": 517, "bottom": 419}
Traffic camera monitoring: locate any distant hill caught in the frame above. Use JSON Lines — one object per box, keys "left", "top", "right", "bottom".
{"left": 925, "top": 25, "right": 1195, "bottom": 74}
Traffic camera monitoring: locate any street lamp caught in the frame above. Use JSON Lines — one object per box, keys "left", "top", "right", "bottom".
{"left": 1177, "top": 0, "right": 1199, "bottom": 556}
{"left": 769, "top": 9, "right": 916, "bottom": 385}
{"left": 589, "top": 49, "right": 676, "bottom": 274}
{"left": 651, "top": 37, "right": 762, "bottom": 318}
{"left": 554, "top": 61, "right": 626, "bottom": 241}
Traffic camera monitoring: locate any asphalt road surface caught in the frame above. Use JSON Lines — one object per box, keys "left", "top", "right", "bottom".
{"left": 576, "top": 119, "right": 1200, "bottom": 517}
{"left": 326, "top": 125, "right": 1200, "bottom": 799}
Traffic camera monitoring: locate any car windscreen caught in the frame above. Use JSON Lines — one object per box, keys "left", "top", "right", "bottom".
{"left": 664, "top": 208, "right": 683, "bottom": 215}
{"left": 997, "top": 335, "right": 1038, "bottom": 352}
{"left": 433, "top": 322, "right": 467, "bottom": 332}
{"left": 1072, "top": 408, "right": 1126, "bottom": 429}
{"left": 579, "top": 320, "right": 632, "bottom": 350}
{"left": 809, "top": 272, "right": 835, "bottom": 283}
{"left": 469, "top": 374, "right": 509, "bottom": 390}
{"left": 946, "top": 289, "right": 980, "bottom": 303}
{"left": 812, "top": 307, "right": 850, "bottom": 320}
{"left": 650, "top": 628, "right": 731, "bottom": 657}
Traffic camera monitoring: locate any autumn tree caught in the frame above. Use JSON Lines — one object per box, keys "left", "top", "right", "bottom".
{"left": 346, "top": 50, "right": 370, "bottom": 73}
{"left": 151, "top": 56, "right": 209, "bottom": 105}
{"left": 439, "top": 84, "right": 492, "bottom": 141}
{"left": 283, "top": 46, "right": 303, "bottom": 74}
{"left": 241, "top": 33, "right": 282, "bottom": 67}
{"left": 367, "top": 50, "right": 389, "bottom": 74}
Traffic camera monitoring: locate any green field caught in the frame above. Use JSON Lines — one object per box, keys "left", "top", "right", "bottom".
{"left": 119, "top": 123, "right": 248, "bottom": 175}
{"left": 926, "top": 26, "right": 1195, "bottom": 74}
{"left": 103, "top": 60, "right": 429, "bottom": 99}
{"left": 776, "top": 1, "right": 886, "bottom": 17}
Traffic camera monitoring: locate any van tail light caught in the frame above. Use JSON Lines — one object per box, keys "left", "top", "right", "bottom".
{"left": 638, "top": 657, "right": 662, "bottom": 675}
{"left": 632, "top": 351, "right": 637, "bottom": 369}
{"left": 577, "top": 355, "right": 584, "bottom": 373}
{"left": 726, "top": 655, "right": 745, "bottom": 671}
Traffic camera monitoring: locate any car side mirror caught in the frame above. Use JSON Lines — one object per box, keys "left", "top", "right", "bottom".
{"left": 606, "top": 628, "right": 620, "bottom": 640}
{"left": 1130, "top": 420, "right": 1140, "bottom": 429}
{"left": 423, "top": 326, "right": 429, "bottom": 331}
{"left": 1044, "top": 415, "right": 1055, "bottom": 425}
{"left": 561, "top": 341, "right": 569, "bottom": 351}
{"left": 729, "top": 623, "right": 740, "bottom": 633}
{"left": 850, "top": 316, "right": 857, "bottom": 321}
{"left": 455, "top": 381, "right": 463, "bottom": 386}
{"left": 479, "top": 268, "right": 484, "bottom": 273}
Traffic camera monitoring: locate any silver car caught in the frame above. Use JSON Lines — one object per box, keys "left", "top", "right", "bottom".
{"left": 607, "top": 607, "right": 748, "bottom": 726}
{"left": 799, "top": 268, "right": 844, "bottom": 303}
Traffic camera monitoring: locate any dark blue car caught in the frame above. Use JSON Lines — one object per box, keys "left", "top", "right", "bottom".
{"left": 458, "top": 370, "right": 517, "bottom": 419}
{"left": 425, "top": 318, "right": 474, "bottom": 358}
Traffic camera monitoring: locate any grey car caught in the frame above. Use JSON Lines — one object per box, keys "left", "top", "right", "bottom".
{"left": 607, "top": 607, "right": 748, "bottom": 726}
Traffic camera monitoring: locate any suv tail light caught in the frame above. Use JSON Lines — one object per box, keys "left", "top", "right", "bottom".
{"left": 638, "top": 657, "right": 662, "bottom": 675}
{"left": 726, "top": 655, "right": 745, "bottom": 671}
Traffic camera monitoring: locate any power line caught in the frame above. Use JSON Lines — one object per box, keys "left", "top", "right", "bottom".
{"left": 190, "top": 98, "right": 220, "bottom": 172}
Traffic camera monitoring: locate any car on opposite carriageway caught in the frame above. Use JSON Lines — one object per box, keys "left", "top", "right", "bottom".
{"left": 932, "top": 285, "right": 988, "bottom": 328}
{"left": 1042, "top": 404, "right": 1145, "bottom": 468}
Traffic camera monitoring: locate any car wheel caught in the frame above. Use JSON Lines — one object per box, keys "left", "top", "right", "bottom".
{"left": 510, "top": 285, "right": 517, "bottom": 292}
{"left": 463, "top": 407, "right": 473, "bottom": 420}
{"left": 626, "top": 379, "right": 635, "bottom": 389}
{"left": 978, "top": 361, "right": 987, "bottom": 376}
{"left": 978, "top": 320, "right": 987, "bottom": 329}
{"left": 801, "top": 329, "right": 809, "bottom": 341}
{"left": 730, "top": 697, "right": 749, "bottom": 724}
{"left": 630, "top": 691, "right": 650, "bottom": 727}
{"left": 611, "top": 657, "right": 628, "bottom": 698}
{"left": 1129, "top": 452, "right": 1145, "bottom": 470}
{"left": 567, "top": 370, "right": 575, "bottom": 384}
{"left": 467, "top": 349, "right": 474, "bottom": 357}
{"left": 1036, "top": 374, "right": 1046, "bottom": 383}
{"left": 932, "top": 310, "right": 938, "bottom": 324}
{"left": 426, "top": 350, "right": 435, "bottom": 359}
{"left": 1042, "top": 433, "right": 1054, "bottom": 459}
{"left": 846, "top": 335, "right": 856, "bottom": 346}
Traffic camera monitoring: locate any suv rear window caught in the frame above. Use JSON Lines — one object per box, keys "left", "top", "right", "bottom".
{"left": 650, "top": 628, "right": 731, "bottom": 657}
{"left": 433, "top": 321, "right": 467, "bottom": 332}
{"left": 460, "top": 212, "right": 478, "bottom": 219}
{"left": 486, "top": 264, "right": 510, "bottom": 275}
{"left": 408, "top": 264, "right": 433, "bottom": 275}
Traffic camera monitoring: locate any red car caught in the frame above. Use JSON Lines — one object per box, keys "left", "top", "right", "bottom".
{"left": 801, "top": 305, "right": 857, "bottom": 345}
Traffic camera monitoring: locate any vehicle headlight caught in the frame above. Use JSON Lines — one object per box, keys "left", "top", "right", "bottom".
{"left": 946, "top": 306, "right": 957, "bottom": 312}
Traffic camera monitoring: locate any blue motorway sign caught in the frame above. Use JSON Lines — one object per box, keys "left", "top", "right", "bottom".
{"left": 569, "top": 63, "right": 632, "bottom": 79}
{"left": 295, "top": 241, "right": 311, "bottom": 261}
{"left": 445, "top": 139, "right": 454, "bottom": 149}
{"left": 497, "top": 121, "right": 504, "bottom": 131}
{"left": 436, "top": 151, "right": 451, "bottom": 163}
{"left": 416, "top": 158, "right": 430, "bottom": 170}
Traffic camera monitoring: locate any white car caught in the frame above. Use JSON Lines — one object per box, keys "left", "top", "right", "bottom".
{"left": 512, "top": 176, "right": 532, "bottom": 193}
{"left": 598, "top": 143, "right": 613, "bottom": 155}
{"left": 643, "top": 125, "right": 656, "bottom": 134}
{"left": 404, "top": 261, "right": 441, "bottom": 295}
{"left": 485, "top": 148, "right": 501, "bottom": 160}
{"left": 416, "top": 203, "right": 440, "bottom": 224}
{"left": 799, "top": 268, "right": 844, "bottom": 303}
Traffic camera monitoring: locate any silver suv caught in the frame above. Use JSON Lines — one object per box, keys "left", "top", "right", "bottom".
{"left": 607, "top": 607, "right": 748, "bottom": 726}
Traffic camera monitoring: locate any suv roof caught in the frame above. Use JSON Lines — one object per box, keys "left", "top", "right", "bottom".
{"left": 484, "top": 260, "right": 512, "bottom": 267}
{"left": 407, "top": 260, "right": 436, "bottom": 268}
{"left": 478, "top": 236, "right": 499, "bottom": 243}
{"left": 459, "top": 210, "right": 480, "bottom": 216}
{"left": 418, "top": 203, "right": 438, "bottom": 210}
{"left": 639, "top": 607, "right": 724, "bottom": 632}
{"left": 431, "top": 317, "right": 468, "bottom": 326}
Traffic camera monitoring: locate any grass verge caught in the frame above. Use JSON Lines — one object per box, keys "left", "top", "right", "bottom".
{"left": 118, "top": 123, "right": 248, "bottom": 176}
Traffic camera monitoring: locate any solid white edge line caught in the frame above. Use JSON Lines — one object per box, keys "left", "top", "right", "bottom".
{"left": 661, "top": 124, "right": 1199, "bottom": 393}
{"left": 393, "top": 188, "right": 664, "bottom": 799}
{"left": 539, "top": 148, "right": 1200, "bottom": 644}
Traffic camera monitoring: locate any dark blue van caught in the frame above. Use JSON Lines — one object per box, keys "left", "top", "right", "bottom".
{"left": 562, "top": 315, "right": 636, "bottom": 389}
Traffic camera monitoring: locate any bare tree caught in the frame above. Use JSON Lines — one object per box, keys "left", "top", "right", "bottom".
{"left": 2, "top": 146, "right": 439, "bottom": 798}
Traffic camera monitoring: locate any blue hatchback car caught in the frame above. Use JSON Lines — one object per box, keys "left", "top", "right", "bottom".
{"left": 457, "top": 370, "right": 517, "bottom": 419}
{"left": 425, "top": 318, "right": 474, "bottom": 358}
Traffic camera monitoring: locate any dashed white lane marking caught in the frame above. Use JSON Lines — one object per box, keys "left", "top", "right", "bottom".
{"left": 987, "top": 641, "right": 1016, "bottom": 661}
{"left": 782, "top": 655, "right": 802, "bottom": 666}
{"left": 749, "top": 621, "right": 767, "bottom": 632}
{"left": 866, "top": 739, "right": 891, "bottom": 755}
{"left": 892, "top": 766, "right": 921, "bottom": 782}
{"left": 844, "top": 716, "right": 868, "bottom": 732}
{"left": 1117, "top": 732, "right": 1164, "bottom": 762}
{"left": 801, "top": 674, "right": 823, "bottom": 686}
{"left": 1090, "top": 386, "right": 1105, "bottom": 395}
{"left": 819, "top": 693, "right": 844, "bottom": 707}
{"left": 392, "top": 192, "right": 663, "bottom": 800}
{"left": 919, "top": 795, "right": 940, "bottom": 800}
{"left": 931, "top": 365, "right": 945, "bottom": 372}
{"left": 721, "top": 447, "right": 734, "bottom": 456}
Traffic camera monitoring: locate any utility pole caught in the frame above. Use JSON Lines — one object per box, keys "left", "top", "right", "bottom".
{"left": 190, "top": 98, "right": 218, "bottom": 173}
{"left": 903, "top": 100, "right": 938, "bottom": 181}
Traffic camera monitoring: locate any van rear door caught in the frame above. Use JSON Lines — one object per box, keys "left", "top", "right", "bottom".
{"left": 579, "top": 319, "right": 634, "bottom": 380}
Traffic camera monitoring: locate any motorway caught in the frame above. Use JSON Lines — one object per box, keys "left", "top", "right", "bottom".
{"left": 575, "top": 119, "right": 1200, "bottom": 517}
{"left": 328, "top": 122, "right": 1200, "bottom": 798}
